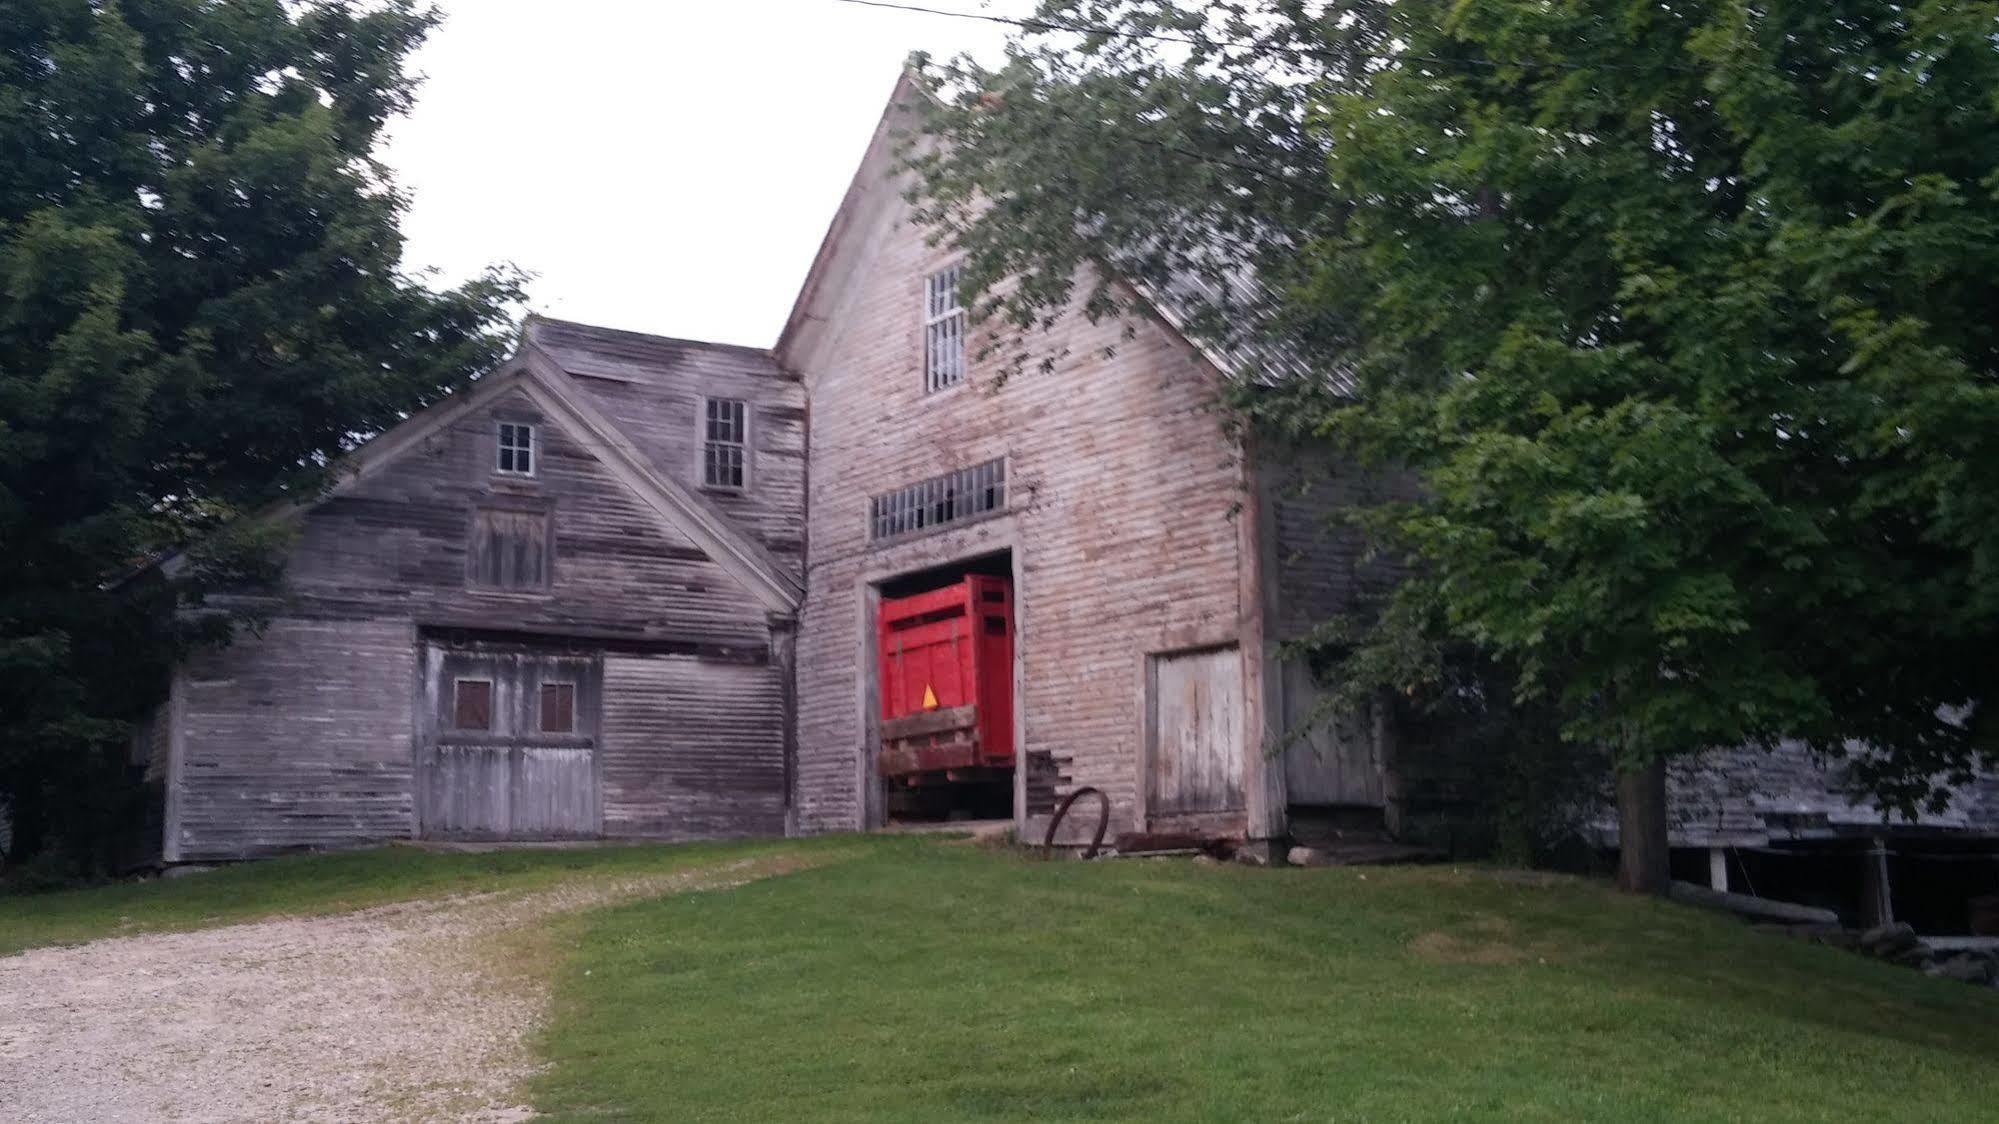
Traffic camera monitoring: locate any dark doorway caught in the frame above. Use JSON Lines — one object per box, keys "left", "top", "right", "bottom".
{"left": 874, "top": 550, "right": 1016, "bottom": 825}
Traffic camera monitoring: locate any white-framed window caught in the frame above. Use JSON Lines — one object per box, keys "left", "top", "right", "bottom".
{"left": 497, "top": 422, "right": 535, "bottom": 476}
{"left": 702, "top": 397, "right": 748, "bottom": 490}
{"left": 924, "top": 263, "right": 965, "bottom": 393}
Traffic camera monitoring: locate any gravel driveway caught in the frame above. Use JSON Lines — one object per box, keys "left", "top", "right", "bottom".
{"left": 0, "top": 854, "right": 808, "bottom": 1123}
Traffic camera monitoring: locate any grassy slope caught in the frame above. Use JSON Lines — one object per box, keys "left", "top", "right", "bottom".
{"left": 0, "top": 837, "right": 859, "bottom": 956}
{"left": 535, "top": 840, "right": 1999, "bottom": 1123}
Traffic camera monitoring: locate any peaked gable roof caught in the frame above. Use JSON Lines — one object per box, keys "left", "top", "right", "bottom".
{"left": 513, "top": 335, "right": 803, "bottom": 613}
{"left": 161, "top": 328, "right": 803, "bottom": 616}
{"left": 774, "top": 69, "right": 1340, "bottom": 393}
{"left": 777, "top": 72, "right": 924, "bottom": 374}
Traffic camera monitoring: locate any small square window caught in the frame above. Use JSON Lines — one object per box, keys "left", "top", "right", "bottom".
{"left": 453, "top": 679, "right": 493, "bottom": 730}
{"left": 539, "top": 682, "right": 576, "bottom": 733}
{"left": 497, "top": 422, "right": 535, "bottom": 476}
{"left": 702, "top": 398, "right": 747, "bottom": 490}
{"left": 924, "top": 264, "right": 965, "bottom": 393}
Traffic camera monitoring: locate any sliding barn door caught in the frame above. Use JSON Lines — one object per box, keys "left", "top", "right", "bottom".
{"left": 418, "top": 644, "right": 601, "bottom": 840}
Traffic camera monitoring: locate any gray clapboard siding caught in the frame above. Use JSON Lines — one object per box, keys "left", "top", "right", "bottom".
{"left": 168, "top": 331, "right": 799, "bottom": 859}
{"left": 601, "top": 654, "right": 788, "bottom": 839}
{"left": 169, "top": 618, "right": 418, "bottom": 861}
{"left": 284, "top": 387, "right": 771, "bottom": 646}
{"left": 784, "top": 172, "right": 1251, "bottom": 839}
{"left": 1256, "top": 452, "right": 1411, "bottom": 812}
{"left": 531, "top": 319, "right": 808, "bottom": 575}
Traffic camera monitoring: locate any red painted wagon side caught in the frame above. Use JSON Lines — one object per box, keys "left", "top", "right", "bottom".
{"left": 876, "top": 575, "right": 1014, "bottom": 785}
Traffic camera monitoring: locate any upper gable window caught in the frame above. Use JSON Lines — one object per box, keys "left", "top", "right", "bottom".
{"left": 924, "top": 263, "right": 965, "bottom": 393}
{"left": 497, "top": 422, "right": 535, "bottom": 476}
{"left": 702, "top": 398, "right": 748, "bottom": 491}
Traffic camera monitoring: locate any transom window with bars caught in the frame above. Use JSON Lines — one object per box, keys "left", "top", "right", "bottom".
{"left": 924, "top": 263, "right": 965, "bottom": 392}
{"left": 702, "top": 397, "right": 747, "bottom": 490}
{"left": 869, "top": 459, "right": 1005, "bottom": 542}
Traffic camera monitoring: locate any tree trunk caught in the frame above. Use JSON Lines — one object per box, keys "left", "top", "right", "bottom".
{"left": 1616, "top": 756, "right": 1671, "bottom": 895}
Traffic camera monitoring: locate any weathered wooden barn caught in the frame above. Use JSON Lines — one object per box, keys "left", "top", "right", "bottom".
{"left": 152, "top": 319, "right": 805, "bottom": 861}
{"left": 777, "top": 74, "right": 1400, "bottom": 854}
{"left": 148, "top": 71, "right": 1999, "bottom": 935}
{"left": 774, "top": 73, "right": 1999, "bottom": 931}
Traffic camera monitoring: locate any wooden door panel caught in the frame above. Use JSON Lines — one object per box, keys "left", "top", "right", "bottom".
{"left": 1147, "top": 645, "right": 1246, "bottom": 816}
{"left": 419, "top": 642, "right": 602, "bottom": 840}
{"left": 421, "top": 744, "right": 511, "bottom": 836}
{"left": 512, "top": 747, "right": 598, "bottom": 837}
{"left": 1279, "top": 661, "right": 1384, "bottom": 806}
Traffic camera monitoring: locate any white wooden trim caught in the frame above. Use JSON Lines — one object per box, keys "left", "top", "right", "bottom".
{"left": 162, "top": 665, "right": 187, "bottom": 864}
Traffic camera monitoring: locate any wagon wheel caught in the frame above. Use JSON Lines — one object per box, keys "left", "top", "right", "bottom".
{"left": 1042, "top": 785, "right": 1110, "bottom": 859}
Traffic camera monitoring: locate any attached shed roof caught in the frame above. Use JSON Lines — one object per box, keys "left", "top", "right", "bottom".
{"left": 528, "top": 316, "right": 791, "bottom": 386}
{"left": 1589, "top": 741, "right": 1999, "bottom": 849}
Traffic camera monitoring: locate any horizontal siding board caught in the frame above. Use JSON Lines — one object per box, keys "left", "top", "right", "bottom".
{"left": 172, "top": 618, "right": 418, "bottom": 861}
{"left": 600, "top": 655, "right": 786, "bottom": 839}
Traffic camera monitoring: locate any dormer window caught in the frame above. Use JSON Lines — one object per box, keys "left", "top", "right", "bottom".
{"left": 497, "top": 422, "right": 535, "bottom": 476}
{"left": 702, "top": 397, "right": 747, "bottom": 490}
{"left": 924, "top": 263, "right": 965, "bottom": 393}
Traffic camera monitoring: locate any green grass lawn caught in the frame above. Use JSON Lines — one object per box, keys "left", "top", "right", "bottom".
{"left": 0, "top": 836, "right": 857, "bottom": 956}
{"left": 533, "top": 839, "right": 1999, "bottom": 1123}
{"left": 9, "top": 836, "right": 1997, "bottom": 1121}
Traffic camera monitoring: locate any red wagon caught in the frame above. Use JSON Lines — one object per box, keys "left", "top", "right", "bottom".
{"left": 876, "top": 575, "right": 1015, "bottom": 789}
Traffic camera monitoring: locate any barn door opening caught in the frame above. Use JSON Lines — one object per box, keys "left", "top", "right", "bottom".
{"left": 1145, "top": 644, "right": 1246, "bottom": 826}
{"left": 872, "top": 551, "right": 1016, "bottom": 826}
{"left": 1278, "top": 660, "right": 1385, "bottom": 806}
{"left": 418, "top": 642, "right": 602, "bottom": 840}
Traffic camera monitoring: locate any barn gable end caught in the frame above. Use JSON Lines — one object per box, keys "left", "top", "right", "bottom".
{"left": 162, "top": 335, "right": 801, "bottom": 861}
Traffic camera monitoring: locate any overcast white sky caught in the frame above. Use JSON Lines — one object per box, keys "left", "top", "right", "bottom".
{"left": 380, "top": 1, "right": 1029, "bottom": 348}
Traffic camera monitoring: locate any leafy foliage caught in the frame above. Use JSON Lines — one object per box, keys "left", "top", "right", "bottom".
{"left": 909, "top": 2, "right": 1999, "bottom": 838}
{"left": 0, "top": 0, "right": 524, "bottom": 868}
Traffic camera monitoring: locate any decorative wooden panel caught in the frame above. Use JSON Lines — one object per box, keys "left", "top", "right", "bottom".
{"left": 421, "top": 745, "right": 511, "bottom": 835}
{"left": 467, "top": 506, "right": 552, "bottom": 590}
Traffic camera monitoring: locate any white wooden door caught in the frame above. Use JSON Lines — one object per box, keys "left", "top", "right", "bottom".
{"left": 1146, "top": 645, "right": 1246, "bottom": 816}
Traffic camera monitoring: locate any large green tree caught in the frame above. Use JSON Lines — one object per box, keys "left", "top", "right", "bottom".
{"left": 0, "top": 1, "right": 522, "bottom": 869}
{"left": 910, "top": 1, "right": 1999, "bottom": 890}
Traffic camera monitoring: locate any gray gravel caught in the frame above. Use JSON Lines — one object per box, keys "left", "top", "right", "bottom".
{"left": 0, "top": 855, "right": 800, "bottom": 1123}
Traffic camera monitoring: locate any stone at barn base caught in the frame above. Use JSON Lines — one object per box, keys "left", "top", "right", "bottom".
{"left": 1930, "top": 953, "right": 1999, "bottom": 986}
{"left": 1861, "top": 921, "right": 1921, "bottom": 956}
